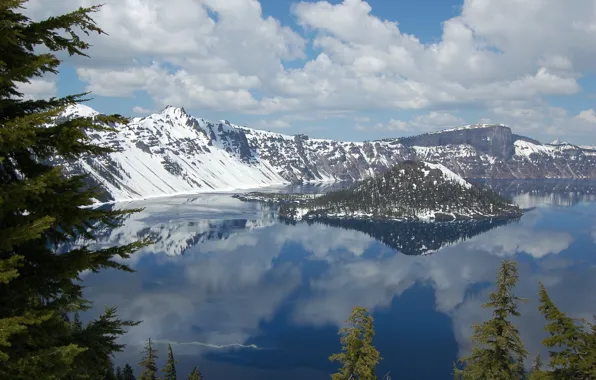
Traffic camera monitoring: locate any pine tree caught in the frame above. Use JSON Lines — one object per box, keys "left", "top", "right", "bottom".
{"left": 528, "top": 353, "right": 551, "bottom": 380}
{"left": 139, "top": 338, "right": 159, "bottom": 380}
{"left": 67, "top": 308, "right": 140, "bottom": 379}
{"left": 122, "top": 364, "right": 136, "bottom": 380}
{"left": 116, "top": 366, "right": 123, "bottom": 380}
{"left": 454, "top": 260, "right": 528, "bottom": 380}
{"left": 329, "top": 306, "right": 381, "bottom": 380}
{"left": 105, "top": 358, "right": 118, "bottom": 380}
{"left": 163, "top": 344, "right": 177, "bottom": 380}
{"left": 531, "top": 353, "right": 543, "bottom": 372}
{"left": 537, "top": 282, "right": 589, "bottom": 378}
{"left": 0, "top": 1, "right": 149, "bottom": 379}
{"left": 579, "top": 317, "right": 596, "bottom": 378}
{"left": 187, "top": 367, "right": 203, "bottom": 380}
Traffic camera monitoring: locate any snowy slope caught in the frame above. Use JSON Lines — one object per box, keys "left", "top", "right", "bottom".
{"left": 54, "top": 105, "right": 596, "bottom": 202}
{"left": 58, "top": 105, "right": 289, "bottom": 201}
{"left": 423, "top": 162, "right": 473, "bottom": 189}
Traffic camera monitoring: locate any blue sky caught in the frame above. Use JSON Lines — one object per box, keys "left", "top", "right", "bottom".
{"left": 22, "top": 0, "right": 596, "bottom": 144}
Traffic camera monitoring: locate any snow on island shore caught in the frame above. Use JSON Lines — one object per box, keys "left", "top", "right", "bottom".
{"left": 236, "top": 161, "right": 522, "bottom": 222}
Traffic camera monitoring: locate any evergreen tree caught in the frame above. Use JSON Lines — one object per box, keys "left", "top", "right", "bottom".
{"left": 116, "top": 366, "right": 123, "bottom": 380}
{"left": 163, "top": 344, "right": 177, "bottom": 380}
{"left": 454, "top": 260, "right": 528, "bottom": 380}
{"left": 122, "top": 364, "right": 136, "bottom": 380}
{"left": 531, "top": 353, "right": 543, "bottom": 372}
{"left": 187, "top": 367, "right": 203, "bottom": 380}
{"left": 537, "top": 282, "right": 589, "bottom": 378}
{"left": 329, "top": 306, "right": 381, "bottom": 380}
{"left": 528, "top": 353, "right": 551, "bottom": 380}
{"left": 67, "top": 308, "right": 140, "bottom": 379}
{"left": 105, "top": 358, "right": 118, "bottom": 380}
{"left": 139, "top": 338, "right": 159, "bottom": 380}
{"left": 0, "top": 1, "right": 149, "bottom": 379}
{"left": 580, "top": 317, "right": 596, "bottom": 378}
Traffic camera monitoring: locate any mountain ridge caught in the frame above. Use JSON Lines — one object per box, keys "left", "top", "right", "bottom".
{"left": 57, "top": 104, "right": 596, "bottom": 202}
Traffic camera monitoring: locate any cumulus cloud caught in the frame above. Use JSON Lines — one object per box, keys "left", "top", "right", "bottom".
{"left": 251, "top": 118, "right": 291, "bottom": 129}
{"left": 132, "top": 106, "right": 152, "bottom": 114}
{"left": 575, "top": 109, "right": 596, "bottom": 124}
{"left": 357, "top": 111, "right": 465, "bottom": 133}
{"left": 22, "top": 0, "right": 596, "bottom": 141}
{"left": 15, "top": 78, "right": 57, "bottom": 100}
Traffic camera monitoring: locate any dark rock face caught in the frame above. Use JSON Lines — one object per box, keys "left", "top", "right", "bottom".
{"left": 395, "top": 125, "right": 515, "bottom": 159}
{"left": 242, "top": 124, "right": 596, "bottom": 183}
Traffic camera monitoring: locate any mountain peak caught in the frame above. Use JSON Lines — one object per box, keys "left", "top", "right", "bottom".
{"left": 549, "top": 138, "right": 573, "bottom": 146}
{"left": 159, "top": 105, "right": 189, "bottom": 119}
{"left": 63, "top": 103, "right": 99, "bottom": 118}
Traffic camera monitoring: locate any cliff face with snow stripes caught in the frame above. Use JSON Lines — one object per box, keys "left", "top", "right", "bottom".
{"left": 56, "top": 104, "right": 596, "bottom": 202}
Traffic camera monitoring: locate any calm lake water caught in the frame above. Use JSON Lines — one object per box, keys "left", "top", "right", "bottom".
{"left": 80, "top": 181, "right": 596, "bottom": 380}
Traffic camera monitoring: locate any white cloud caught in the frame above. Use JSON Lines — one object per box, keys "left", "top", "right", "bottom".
{"left": 22, "top": 0, "right": 596, "bottom": 141}
{"left": 575, "top": 109, "right": 596, "bottom": 124}
{"left": 251, "top": 118, "right": 291, "bottom": 129}
{"left": 132, "top": 106, "right": 152, "bottom": 114}
{"left": 357, "top": 111, "right": 464, "bottom": 133}
{"left": 15, "top": 78, "right": 57, "bottom": 100}
{"left": 356, "top": 118, "right": 409, "bottom": 132}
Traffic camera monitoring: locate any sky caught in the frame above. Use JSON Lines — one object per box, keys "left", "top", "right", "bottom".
{"left": 19, "top": 0, "right": 596, "bottom": 144}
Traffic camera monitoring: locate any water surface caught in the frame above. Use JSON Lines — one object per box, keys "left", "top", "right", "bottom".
{"left": 81, "top": 181, "right": 596, "bottom": 380}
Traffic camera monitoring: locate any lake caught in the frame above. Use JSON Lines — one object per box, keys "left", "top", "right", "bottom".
{"left": 79, "top": 180, "right": 596, "bottom": 380}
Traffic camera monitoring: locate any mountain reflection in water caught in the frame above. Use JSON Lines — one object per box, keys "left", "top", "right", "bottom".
{"left": 78, "top": 181, "right": 596, "bottom": 380}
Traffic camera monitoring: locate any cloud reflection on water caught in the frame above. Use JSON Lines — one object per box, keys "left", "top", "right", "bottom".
{"left": 80, "top": 194, "right": 596, "bottom": 379}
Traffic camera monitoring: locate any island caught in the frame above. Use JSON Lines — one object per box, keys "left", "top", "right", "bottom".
{"left": 234, "top": 160, "right": 523, "bottom": 222}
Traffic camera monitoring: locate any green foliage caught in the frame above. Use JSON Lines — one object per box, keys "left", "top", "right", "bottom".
{"left": 116, "top": 366, "right": 123, "bottom": 380}
{"left": 329, "top": 306, "right": 381, "bottom": 380}
{"left": 139, "top": 338, "right": 159, "bottom": 380}
{"left": 187, "top": 367, "right": 203, "bottom": 380}
{"left": 454, "top": 260, "right": 528, "bottom": 380}
{"left": 581, "top": 318, "right": 596, "bottom": 378}
{"left": 537, "top": 283, "right": 592, "bottom": 379}
{"left": 65, "top": 308, "right": 141, "bottom": 380}
{"left": 163, "top": 344, "right": 178, "bottom": 380}
{"left": 528, "top": 353, "right": 551, "bottom": 380}
{"left": 0, "top": 1, "right": 148, "bottom": 378}
{"left": 105, "top": 359, "right": 118, "bottom": 380}
{"left": 122, "top": 364, "right": 136, "bottom": 380}
{"left": 279, "top": 161, "right": 521, "bottom": 221}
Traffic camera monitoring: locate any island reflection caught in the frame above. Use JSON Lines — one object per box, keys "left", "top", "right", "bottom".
{"left": 79, "top": 192, "right": 596, "bottom": 380}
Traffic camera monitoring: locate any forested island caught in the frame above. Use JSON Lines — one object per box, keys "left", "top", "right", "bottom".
{"left": 236, "top": 161, "right": 523, "bottom": 221}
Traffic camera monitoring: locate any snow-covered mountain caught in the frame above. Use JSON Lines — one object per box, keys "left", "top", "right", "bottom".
{"left": 56, "top": 105, "right": 596, "bottom": 202}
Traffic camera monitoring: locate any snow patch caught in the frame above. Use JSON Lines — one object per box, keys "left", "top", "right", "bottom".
{"left": 422, "top": 162, "right": 472, "bottom": 189}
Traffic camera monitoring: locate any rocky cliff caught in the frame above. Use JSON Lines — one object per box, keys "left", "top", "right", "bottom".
{"left": 56, "top": 105, "right": 596, "bottom": 202}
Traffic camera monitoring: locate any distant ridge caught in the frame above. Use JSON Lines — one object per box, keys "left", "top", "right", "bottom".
{"left": 53, "top": 104, "right": 596, "bottom": 202}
